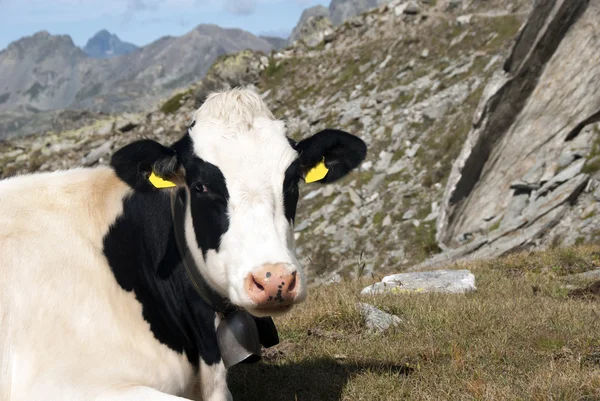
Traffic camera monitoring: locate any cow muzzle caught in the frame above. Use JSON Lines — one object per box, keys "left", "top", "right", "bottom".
{"left": 244, "top": 263, "right": 301, "bottom": 310}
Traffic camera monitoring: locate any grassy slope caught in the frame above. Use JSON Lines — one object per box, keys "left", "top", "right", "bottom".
{"left": 230, "top": 245, "right": 600, "bottom": 400}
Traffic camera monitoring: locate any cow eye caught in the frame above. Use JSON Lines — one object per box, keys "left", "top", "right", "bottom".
{"left": 194, "top": 182, "right": 209, "bottom": 193}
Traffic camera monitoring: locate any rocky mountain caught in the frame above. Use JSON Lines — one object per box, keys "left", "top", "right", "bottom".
{"left": 0, "top": 26, "right": 273, "bottom": 139}
{"left": 83, "top": 30, "right": 138, "bottom": 58}
{"left": 329, "top": 0, "right": 391, "bottom": 25}
{"left": 3, "top": 0, "right": 599, "bottom": 285}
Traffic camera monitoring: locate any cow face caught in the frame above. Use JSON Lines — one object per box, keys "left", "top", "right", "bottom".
{"left": 112, "top": 90, "right": 366, "bottom": 317}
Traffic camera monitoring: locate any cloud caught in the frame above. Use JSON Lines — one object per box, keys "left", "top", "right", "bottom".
{"left": 223, "top": 0, "right": 257, "bottom": 15}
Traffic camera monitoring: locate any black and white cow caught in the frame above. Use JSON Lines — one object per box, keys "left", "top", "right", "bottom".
{"left": 0, "top": 89, "right": 366, "bottom": 401}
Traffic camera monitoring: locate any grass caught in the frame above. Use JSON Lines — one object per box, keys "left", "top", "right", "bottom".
{"left": 229, "top": 245, "right": 600, "bottom": 400}
{"left": 160, "top": 90, "right": 191, "bottom": 114}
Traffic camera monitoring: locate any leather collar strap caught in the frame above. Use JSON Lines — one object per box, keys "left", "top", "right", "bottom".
{"left": 170, "top": 190, "right": 237, "bottom": 315}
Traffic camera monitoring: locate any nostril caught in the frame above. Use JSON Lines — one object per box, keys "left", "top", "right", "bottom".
{"left": 288, "top": 271, "right": 297, "bottom": 292}
{"left": 252, "top": 275, "right": 265, "bottom": 291}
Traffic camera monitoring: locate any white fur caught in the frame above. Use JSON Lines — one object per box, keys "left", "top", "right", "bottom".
{"left": 186, "top": 89, "right": 307, "bottom": 316}
{"left": 0, "top": 168, "right": 197, "bottom": 400}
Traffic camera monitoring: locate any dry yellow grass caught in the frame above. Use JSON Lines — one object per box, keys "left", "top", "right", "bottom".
{"left": 230, "top": 246, "right": 600, "bottom": 400}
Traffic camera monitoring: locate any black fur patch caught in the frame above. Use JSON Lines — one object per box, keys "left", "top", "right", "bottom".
{"left": 173, "top": 134, "right": 230, "bottom": 257}
{"left": 103, "top": 190, "right": 222, "bottom": 369}
{"left": 283, "top": 159, "right": 301, "bottom": 222}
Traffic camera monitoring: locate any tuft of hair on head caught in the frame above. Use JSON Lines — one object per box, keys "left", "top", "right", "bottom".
{"left": 193, "top": 87, "right": 275, "bottom": 126}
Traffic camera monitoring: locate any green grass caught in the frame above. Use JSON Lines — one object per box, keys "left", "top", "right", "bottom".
{"left": 160, "top": 90, "right": 191, "bottom": 114}
{"left": 230, "top": 245, "right": 600, "bottom": 400}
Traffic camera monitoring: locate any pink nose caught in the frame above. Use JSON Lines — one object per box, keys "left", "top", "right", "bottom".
{"left": 245, "top": 264, "right": 299, "bottom": 307}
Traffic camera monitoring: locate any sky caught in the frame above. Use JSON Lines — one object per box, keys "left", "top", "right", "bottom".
{"left": 0, "top": 0, "right": 330, "bottom": 50}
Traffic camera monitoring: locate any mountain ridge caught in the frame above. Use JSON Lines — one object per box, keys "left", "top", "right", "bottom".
{"left": 0, "top": 25, "right": 273, "bottom": 139}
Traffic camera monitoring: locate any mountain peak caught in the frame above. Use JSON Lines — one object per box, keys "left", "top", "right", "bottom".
{"left": 83, "top": 30, "right": 138, "bottom": 59}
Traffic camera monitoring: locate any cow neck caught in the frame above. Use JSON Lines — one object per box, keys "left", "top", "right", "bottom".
{"left": 170, "top": 190, "right": 237, "bottom": 315}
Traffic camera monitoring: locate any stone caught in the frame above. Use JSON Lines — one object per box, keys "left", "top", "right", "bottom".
{"left": 303, "top": 189, "right": 322, "bottom": 200}
{"left": 421, "top": 49, "right": 429, "bottom": 58}
{"left": 359, "top": 303, "right": 402, "bottom": 333}
{"left": 81, "top": 141, "right": 112, "bottom": 166}
{"left": 568, "top": 269, "right": 600, "bottom": 281}
{"left": 382, "top": 215, "right": 393, "bottom": 227}
{"left": 406, "top": 143, "right": 421, "bottom": 158}
{"left": 403, "top": 2, "right": 420, "bottom": 15}
{"left": 348, "top": 188, "right": 363, "bottom": 206}
{"left": 392, "top": 122, "right": 405, "bottom": 137}
{"left": 375, "top": 151, "right": 393, "bottom": 172}
{"left": 456, "top": 15, "right": 472, "bottom": 26}
{"left": 422, "top": 101, "right": 450, "bottom": 121}
{"left": 402, "top": 209, "right": 415, "bottom": 220}
{"left": 294, "top": 221, "right": 309, "bottom": 232}
{"left": 361, "top": 269, "right": 476, "bottom": 295}
{"left": 96, "top": 121, "right": 113, "bottom": 136}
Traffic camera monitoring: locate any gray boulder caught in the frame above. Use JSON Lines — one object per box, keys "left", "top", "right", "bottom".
{"left": 361, "top": 269, "right": 476, "bottom": 295}
{"left": 358, "top": 303, "right": 402, "bottom": 333}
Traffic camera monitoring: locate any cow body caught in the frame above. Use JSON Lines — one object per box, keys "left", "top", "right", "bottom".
{"left": 0, "top": 89, "right": 367, "bottom": 400}
{"left": 0, "top": 168, "right": 208, "bottom": 400}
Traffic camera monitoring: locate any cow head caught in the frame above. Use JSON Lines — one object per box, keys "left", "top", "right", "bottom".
{"left": 111, "top": 89, "right": 366, "bottom": 317}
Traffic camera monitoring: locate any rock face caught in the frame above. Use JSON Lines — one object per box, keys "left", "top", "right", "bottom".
{"left": 288, "top": 6, "right": 334, "bottom": 47}
{"left": 434, "top": 0, "right": 600, "bottom": 264}
{"left": 0, "top": 26, "right": 272, "bottom": 139}
{"left": 289, "top": 5, "right": 331, "bottom": 44}
{"left": 83, "top": 30, "right": 138, "bottom": 58}
{"left": 361, "top": 270, "right": 476, "bottom": 295}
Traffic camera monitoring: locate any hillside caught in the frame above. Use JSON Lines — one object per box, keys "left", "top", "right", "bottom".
{"left": 1, "top": 0, "right": 599, "bottom": 284}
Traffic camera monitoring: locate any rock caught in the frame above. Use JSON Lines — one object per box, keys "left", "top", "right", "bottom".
{"left": 403, "top": 2, "right": 420, "bottom": 15}
{"left": 406, "top": 143, "right": 420, "bottom": 158}
{"left": 375, "top": 151, "right": 393, "bottom": 172}
{"left": 382, "top": 215, "right": 392, "bottom": 227}
{"left": 359, "top": 303, "right": 401, "bottom": 333}
{"left": 294, "top": 220, "right": 309, "bottom": 232}
{"left": 81, "top": 141, "right": 112, "bottom": 166}
{"left": 568, "top": 269, "right": 600, "bottom": 281}
{"left": 303, "top": 189, "right": 323, "bottom": 200}
{"left": 96, "top": 121, "right": 113, "bottom": 136}
{"left": 438, "top": 0, "right": 598, "bottom": 249}
{"left": 361, "top": 161, "right": 373, "bottom": 170}
{"left": 420, "top": 49, "right": 429, "bottom": 58}
{"left": 402, "top": 209, "right": 415, "bottom": 220}
{"left": 348, "top": 188, "right": 363, "bottom": 206}
{"left": 361, "top": 269, "right": 476, "bottom": 295}
{"left": 536, "top": 159, "right": 586, "bottom": 197}
{"left": 422, "top": 101, "right": 450, "bottom": 121}
{"left": 456, "top": 15, "right": 472, "bottom": 26}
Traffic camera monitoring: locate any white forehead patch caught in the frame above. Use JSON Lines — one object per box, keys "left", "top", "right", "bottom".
{"left": 188, "top": 89, "right": 298, "bottom": 196}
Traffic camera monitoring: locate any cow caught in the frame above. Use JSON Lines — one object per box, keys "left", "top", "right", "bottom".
{"left": 0, "top": 89, "right": 367, "bottom": 401}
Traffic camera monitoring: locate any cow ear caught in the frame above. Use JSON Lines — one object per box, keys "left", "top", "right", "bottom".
{"left": 111, "top": 139, "right": 185, "bottom": 191}
{"left": 296, "top": 129, "right": 367, "bottom": 184}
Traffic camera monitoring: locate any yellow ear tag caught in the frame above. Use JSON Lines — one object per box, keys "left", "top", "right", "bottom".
{"left": 149, "top": 172, "right": 176, "bottom": 189}
{"left": 305, "top": 159, "right": 329, "bottom": 184}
